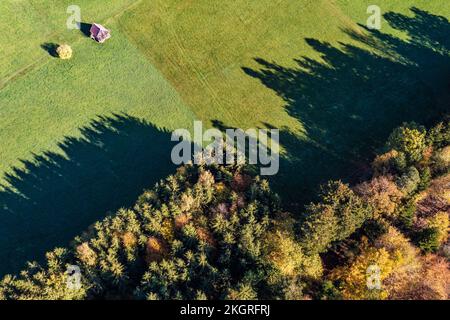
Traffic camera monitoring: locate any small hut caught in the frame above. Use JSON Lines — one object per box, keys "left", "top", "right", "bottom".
{"left": 90, "top": 23, "right": 111, "bottom": 43}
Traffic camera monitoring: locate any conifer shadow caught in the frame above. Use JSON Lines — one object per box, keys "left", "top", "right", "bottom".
{"left": 0, "top": 114, "right": 178, "bottom": 276}
{"left": 242, "top": 8, "right": 450, "bottom": 207}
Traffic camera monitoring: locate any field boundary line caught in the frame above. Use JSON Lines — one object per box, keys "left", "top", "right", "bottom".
{"left": 0, "top": 0, "right": 143, "bottom": 91}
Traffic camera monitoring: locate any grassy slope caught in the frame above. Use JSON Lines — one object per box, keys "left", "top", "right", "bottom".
{"left": 0, "top": 0, "right": 449, "bottom": 275}
{"left": 118, "top": 0, "right": 449, "bottom": 130}
{"left": 118, "top": 0, "right": 450, "bottom": 201}
{"left": 0, "top": 1, "right": 195, "bottom": 275}
{"left": 0, "top": 24, "right": 195, "bottom": 178}
{"left": 118, "top": 0, "right": 350, "bottom": 130}
{"left": 0, "top": 9, "right": 196, "bottom": 185}
{"left": 0, "top": 0, "right": 144, "bottom": 82}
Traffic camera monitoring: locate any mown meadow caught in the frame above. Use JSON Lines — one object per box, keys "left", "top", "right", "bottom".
{"left": 0, "top": 0, "right": 448, "bottom": 275}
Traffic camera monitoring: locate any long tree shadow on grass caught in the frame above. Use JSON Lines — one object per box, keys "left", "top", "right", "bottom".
{"left": 79, "top": 22, "right": 92, "bottom": 38}
{"left": 243, "top": 7, "right": 450, "bottom": 209}
{"left": 0, "top": 114, "right": 177, "bottom": 276}
{"left": 41, "top": 43, "right": 59, "bottom": 58}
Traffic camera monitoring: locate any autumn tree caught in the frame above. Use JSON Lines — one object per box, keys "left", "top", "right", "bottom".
{"left": 300, "top": 181, "right": 373, "bottom": 254}
{"left": 0, "top": 249, "right": 87, "bottom": 300}
{"left": 427, "top": 120, "right": 450, "bottom": 149}
{"left": 396, "top": 166, "right": 421, "bottom": 195}
{"left": 355, "top": 175, "right": 403, "bottom": 218}
{"left": 386, "top": 122, "right": 427, "bottom": 165}
{"left": 330, "top": 227, "right": 421, "bottom": 300}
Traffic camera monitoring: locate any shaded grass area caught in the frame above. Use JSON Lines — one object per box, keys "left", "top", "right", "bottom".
{"left": 117, "top": 0, "right": 450, "bottom": 207}
{"left": 0, "top": 9, "right": 195, "bottom": 275}
{"left": 336, "top": 0, "right": 450, "bottom": 34}
{"left": 243, "top": 8, "right": 450, "bottom": 207}
{"left": 0, "top": 25, "right": 196, "bottom": 187}
{"left": 0, "top": 114, "right": 179, "bottom": 276}
{"left": 117, "top": 0, "right": 449, "bottom": 130}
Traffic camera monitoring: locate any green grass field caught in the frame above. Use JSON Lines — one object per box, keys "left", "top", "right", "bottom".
{"left": 0, "top": 0, "right": 449, "bottom": 275}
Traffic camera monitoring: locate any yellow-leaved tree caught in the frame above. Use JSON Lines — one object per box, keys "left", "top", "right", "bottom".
{"left": 331, "top": 227, "right": 421, "bottom": 299}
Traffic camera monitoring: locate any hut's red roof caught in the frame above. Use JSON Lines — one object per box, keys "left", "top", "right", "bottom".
{"left": 90, "top": 23, "right": 111, "bottom": 43}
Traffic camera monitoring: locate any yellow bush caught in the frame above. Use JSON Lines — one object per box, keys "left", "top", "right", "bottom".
{"left": 56, "top": 44, "right": 73, "bottom": 60}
